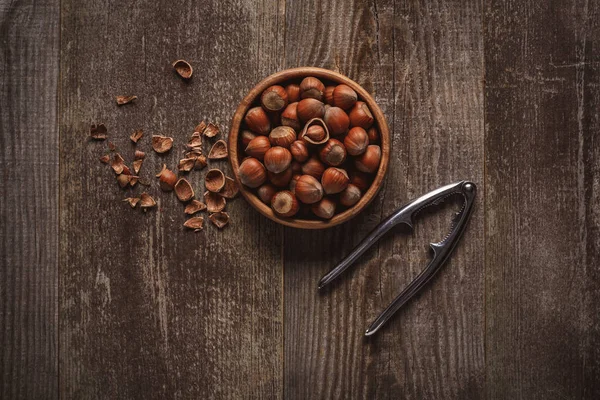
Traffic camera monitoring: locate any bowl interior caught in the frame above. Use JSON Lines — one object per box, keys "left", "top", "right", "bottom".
{"left": 229, "top": 67, "right": 390, "bottom": 229}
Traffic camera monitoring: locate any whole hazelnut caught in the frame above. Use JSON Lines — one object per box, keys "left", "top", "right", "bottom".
{"left": 354, "top": 144, "right": 381, "bottom": 173}
{"left": 244, "top": 106, "right": 271, "bottom": 135}
{"left": 324, "top": 86, "right": 336, "bottom": 105}
{"left": 344, "top": 127, "right": 369, "bottom": 156}
{"left": 332, "top": 84, "right": 358, "bottom": 110}
{"left": 301, "top": 156, "right": 326, "bottom": 180}
{"left": 311, "top": 197, "right": 336, "bottom": 219}
{"left": 290, "top": 140, "right": 309, "bottom": 162}
{"left": 271, "top": 190, "right": 300, "bottom": 217}
{"left": 264, "top": 146, "right": 292, "bottom": 173}
{"left": 245, "top": 136, "right": 271, "bottom": 160}
{"left": 281, "top": 102, "right": 302, "bottom": 132}
{"left": 261, "top": 85, "right": 288, "bottom": 112}
{"left": 238, "top": 157, "right": 267, "bottom": 188}
{"left": 367, "top": 126, "right": 380, "bottom": 143}
{"left": 299, "top": 76, "right": 325, "bottom": 100}
{"left": 156, "top": 165, "right": 177, "bottom": 191}
{"left": 269, "top": 126, "right": 296, "bottom": 148}
{"left": 324, "top": 106, "right": 350, "bottom": 136}
{"left": 340, "top": 184, "right": 361, "bottom": 207}
{"left": 319, "top": 139, "right": 347, "bottom": 166}
{"left": 321, "top": 167, "right": 349, "bottom": 194}
{"left": 241, "top": 130, "right": 257, "bottom": 147}
{"left": 285, "top": 83, "right": 301, "bottom": 103}
{"left": 257, "top": 183, "right": 277, "bottom": 204}
{"left": 295, "top": 175, "right": 324, "bottom": 204}
{"left": 268, "top": 168, "right": 293, "bottom": 187}
{"left": 349, "top": 101, "right": 374, "bottom": 129}
{"left": 297, "top": 98, "right": 325, "bottom": 122}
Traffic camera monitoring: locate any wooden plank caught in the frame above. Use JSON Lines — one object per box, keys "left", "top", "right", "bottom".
{"left": 58, "top": 0, "right": 285, "bottom": 398}
{"left": 0, "top": 0, "right": 60, "bottom": 398}
{"left": 283, "top": 0, "right": 485, "bottom": 398}
{"left": 484, "top": 0, "right": 600, "bottom": 398}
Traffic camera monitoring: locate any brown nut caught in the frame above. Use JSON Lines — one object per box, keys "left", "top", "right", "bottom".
{"left": 290, "top": 140, "right": 309, "bottom": 162}
{"left": 244, "top": 106, "right": 271, "bottom": 135}
{"left": 311, "top": 197, "right": 336, "bottom": 219}
{"left": 319, "top": 139, "right": 347, "bottom": 166}
{"left": 289, "top": 174, "right": 302, "bottom": 193}
{"left": 285, "top": 83, "right": 301, "bottom": 103}
{"left": 156, "top": 164, "right": 177, "bottom": 191}
{"left": 333, "top": 84, "right": 358, "bottom": 110}
{"left": 241, "top": 130, "right": 257, "bottom": 147}
{"left": 268, "top": 168, "right": 293, "bottom": 187}
{"left": 349, "top": 170, "right": 371, "bottom": 192}
{"left": 295, "top": 175, "right": 324, "bottom": 204}
{"left": 299, "top": 76, "right": 325, "bottom": 101}
{"left": 257, "top": 184, "right": 277, "bottom": 204}
{"left": 297, "top": 98, "right": 325, "bottom": 122}
{"left": 324, "top": 106, "right": 350, "bottom": 136}
{"left": 349, "top": 101, "right": 374, "bottom": 129}
{"left": 269, "top": 126, "right": 296, "bottom": 148}
{"left": 301, "top": 156, "right": 326, "bottom": 180}
{"left": 245, "top": 136, "right": 271, "bottom": 160}
{"left": 281, "top": 102, "right": 302, "bottom": 132}
{"left": 271, "top": 190, "right": 300, "bottom": 217}
{"left": 321, "top": 167, "right": 349, "bottom": 194}
{"left": 324, "top": 86, "right": 336, "bottom": 105}
{"left": 299, "top": 118, "right": 330, "bottom": 146}
{"left": 205, "top": 169, "right": 226, "bottom": 192}
{"left": 340, "top": 184, "right": 361, "bottom": 207}
{"left": 238, "top": 157, "right": 267, "bottom": 188}
{"left": 344, "top": 127, "right": 369, "bottom": 156}
{"left": 367, "top": 126, "right": 380, "bottom": 143}
{"left": 261, "top": 85, "right": 288, "bottom": 112}
{"left": 263, "top": 146, "right": 292, "bottom": 174}
{"left": 354, "top": 144, "right": 381, "bottom": 173}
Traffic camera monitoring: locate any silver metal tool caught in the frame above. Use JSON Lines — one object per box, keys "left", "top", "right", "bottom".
{"left": 318, "top": 181, "right": 477, "bottom": 336}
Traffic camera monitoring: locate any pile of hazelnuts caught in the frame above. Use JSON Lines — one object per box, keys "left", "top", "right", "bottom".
{"left": 237, "top": 76, "right": 381, "bottom": 219}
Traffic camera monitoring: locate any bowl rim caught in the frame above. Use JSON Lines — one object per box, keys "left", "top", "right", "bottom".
{"left": 228, "top": 67, "right": 390, "bottom": 229}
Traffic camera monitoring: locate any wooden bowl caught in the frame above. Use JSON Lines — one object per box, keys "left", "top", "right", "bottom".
{"left": 228, "top": 67, "right": 390, "bottom": 229}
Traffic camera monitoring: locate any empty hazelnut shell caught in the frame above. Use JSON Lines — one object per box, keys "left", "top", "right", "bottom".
{"left": 220, "top": 177, "right": 239, "bottom": 199}
{"left": 205, "top": 169, "right": 226, "bottom": 192}
{"left": 208, "top": 140, "right": 228, "bottom": 159}
{"left": 172, "top": 59, "right": 193, "bottom": 79}
{"left": 205, "top": 191, "right": 226, "bottom": 212}
{"left": 209, "top": 212, "right": 230, "bottom": 228}
{"left": 152, "top": 135, "right": 174, "bottom": 154}
{"left": 185, "top": 199, "right": 207, "bottom": 214}
{"left": 184, "top": 217, "right": 204, "bottom": 231}
{"left": 175, "top": 178, "right": 195, "bottom": 202}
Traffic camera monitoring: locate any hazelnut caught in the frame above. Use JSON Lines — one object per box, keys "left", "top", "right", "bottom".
{"left": 281, "top": 102, "right": 302, "bottom": 132}
{"left": 261, "top": 85, "right": 288, "bottom": 112}
{"left": 257, "top": 183, "right": 277, "bottom": 204}
{"left": 294, "top": 175, "right": 324, "bottom": 204}
{"left": 297, "top": 98, "right": 325, "bottom": 122}
{"left": 285, "top": 83, "right": 301, "bottom": 103}
{"left": 245, "top": 136, "right": 271, "bottom": 160}
{"left": 264, "top": 146, "right": 292, "bottom": 173}
{"left": 299, "top": 118, "right": 329, "bottom": 145}
{"left": 289, "top": 174, "right": 301, "bottom": 193}
{"left": 349, "top": 170, "right": 371, "bottom": 191}
{"left": 290, "top": 140, "right": 309, "bottom": 162}
{"left": 324, "top": 106, "right": 350, "bottom": 136}
{"left": 321, "top": 167, "right": 349, "bottom": 194}
{"left": 241, "top": 130, "right": 257, "bottom": 147}
{"left": 269, "top": 126, "right": 296, "bottom": 148}
{"left": 349, "top": 101, "right": 374, "bottom": 129}
{"left": 354, "top": 144, "right": 381, "bottom": 173}
{"left": 340, "top": 184, "right": 361, "bottom": 207}
{"left": 271, "top": 190, "right": 300, "bottom": 217}
{"left": 268, "top": 168, "right": 293, "bottom": 187}
{"left": 238, "top": 157, "right": 267, "bottom": 188}
{"left": 244, "top": 106, "right": 271, "bottom": 135}
{"left": 319, "top": 139, "right": 347, "bottom": 166}
{"left": 301, "top": 156, "right": 325, "bottom": 180}
{"left": 311, "top": 197, "right": 336, "bottom": 219}
{"left": 299, "top": 76, "right": 325, "bottom": 100}
{"left": 156, "top": 164, "right": 177, "bottom": 191}
{"left": 367, "top": 126, "right": 380, "bottom": 143}
{"left": 324, "top": 86, "right": 336, "bottom": 105}
{"left": 333, "top": 84, "right": 358, "bottom": 110}
{"left": 344, "top": 127, "right": 369, "bottom": 155}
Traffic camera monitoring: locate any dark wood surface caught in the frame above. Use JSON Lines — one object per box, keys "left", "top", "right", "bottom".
{"left": 1, "top": 0, "right": 598, "bottom": 399}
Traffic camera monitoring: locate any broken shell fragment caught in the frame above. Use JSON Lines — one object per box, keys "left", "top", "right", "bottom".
{"left": 156, "top": 164, "right": 177, "bottom": 191}
{"left": 132, "top": 159, "right": 143, "bottom": 174}
{"left": 108, "top": 142, "right": 116, "bottom": 151}
{"left": 220, "top": 177, "right": 239, "bottom": 199}
{"left": 184, "top": 217, "right": 204, "bottom": 231}
{"left": 123, "top": 197, "right": 140, "bottom": 208}
{"left": 130, "top": 129, "right": 144, "bottom": 143}
{"left": 129, "top": 177, "right": 138, "bottom": 187}
{"left": 188, "top": 132, "right": 202, "bottom": 148}
{"left": 194, "top": 155, "right": 208, "bottom": 170}
{"left": 139, "top": 192, "right": 156, "bottom": 209}
{"left": 185, "top": 199, "right": 207, "bottom": 214}
{"left": 172, "top": 59, "right": 193, "bottom": 79}
{"left": 204, "top": 191, "right": 226, "bottom": 213}
{"left": 209, "top": 212, "right": 230, "bottom": 228}
{"left": 175, "top": 178, "right": 195, "bottom": 202}
{"left": 111, "top": 153, "right": 126, "bottom": 174}
{"left": 116, "top": 95, "right": 138, "bottom": 105}
{"left": 152, "top": 135, "right": 174, "bottom": 154}
{"left": 90, "top": 124, "right": 107, "bottom": 140}
{"left": 208, "top": 140, "right": 228, "bottom": 159}
{"left": 134, "top": 150, "right": 145, "bottom": 160}
{"left": 205, "top": 169, "right": 226, "bottom": 192}
{"left": 178, "top": 158, "right": 196, "bottom": 172}
{"left": 99, "top": 154, "right": 110, "bottom": 164}
{"left": 203, "top": 123, "right": 220, "bottom": 138}
{"left": 195, "top": 121, "right": 207, "bottom": 135}
{"left": 117, "top": 174, "right": 132, "bottom": 188}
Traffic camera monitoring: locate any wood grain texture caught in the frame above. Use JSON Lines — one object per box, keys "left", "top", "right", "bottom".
{"left": 58, "top": 0, "right": 285, "bottom": 398}
{"left": 484, "top": 0, "right": 600, "bottom": 398}
{"left": 283, "top": 0, "right": 485, "bottom": 398}
{"left": 0, "top": 0, "right": 60, "bottom": 398}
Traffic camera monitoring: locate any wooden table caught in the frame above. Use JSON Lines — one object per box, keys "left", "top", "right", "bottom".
{"left": 1, "top": 0, "right": 598, "bottom": 398}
